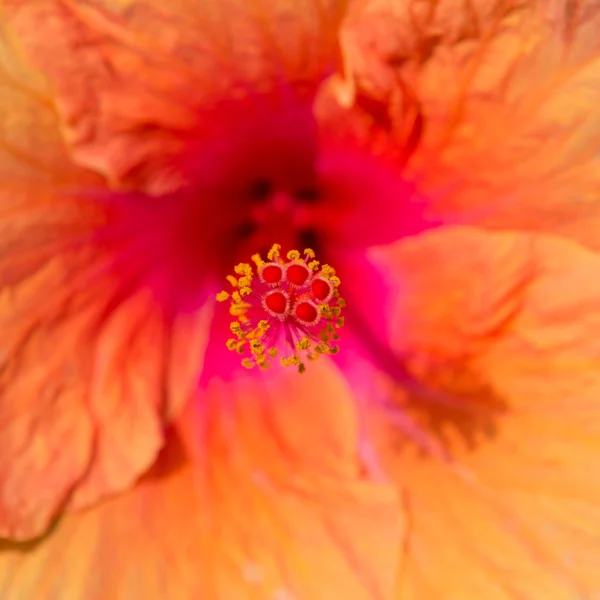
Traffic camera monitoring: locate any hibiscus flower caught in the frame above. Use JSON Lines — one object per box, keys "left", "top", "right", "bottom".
{"left": 1, "top": 1, "right": 600, "bottom": 599}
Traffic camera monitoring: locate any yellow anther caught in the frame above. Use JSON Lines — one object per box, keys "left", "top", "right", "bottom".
{"left": 234, "top": 263, "right": 252, "bottom": 276}
{"left": 236, "top": 341, "right": 246, "bottom": 354}
{"left": 321, "top": 265, "right": 335, "bottom": 278}
{"left": 320, "top": 306, "right": 332, "bottom": 318}
{"left": 337, "top": 298, "right": 347, "bottom": 308}
{"left": 267, "top": 347, "right": 278, "bottom": 358}
{"left": 256, "top": 354, "right": 268, "bottom": 366}
{"left": 330, "top": 276, "right": 341, "bottom": 288}
{"left": 337, "top": 317, "right": 345, "bottom": 327}
{"left": 287, "top": 249, "right": 300, "bottom": 260}
{"left": 216, "top": 291, "right": 230, "bottom": 302}
{"left": 331, "top": 307, "right": 342, "bottom": 316}
{"left": 249, "top": 340, "right": 265, "bottom": 355}
{"left": 226, "top": 275, "right": 239, "bottom": 288}
{"left": 267, "top": 244, "right": 281, "bottom": 260}
{"left": 226, "top": 339, "right": 238, "bottom": 351}
{"left": 238, "top": 276, "right": 252, "bottom": 288}
{"left": 239, "top": 286, "right": 252, "bottom": 297}
{"left": 231, "top": 291, "right": 243, "bottom": 304}
{"left": 308, "top": 260, "right": 320, "bottom": 271}
{"left": 258, "top": 320, "right": 270, "bottom": 331}
{"left": 230, "top": 321, "right": 243, "bottom": 335}
{"left": 251, "top": 253, "right": 265, "bottom": 267}
{"left": 230, "top": 304, "right": 247, "bottom": 316}
{"left": 296, "top": 337, "right": 311, "bottom": 350}
{"left": 242, "top": 358, "right": 255, "bottom": 369}
{"left": 298, "top": 362, "right": 306, "bottom": 374}
{"left": 304, "top": 248, "right": 315, "bottom": 259}
{"left": 329, "top": 345, "right": 340, "bottom": 354}
{"left": 280, "top": 355, "right": 301, "bottom": 367}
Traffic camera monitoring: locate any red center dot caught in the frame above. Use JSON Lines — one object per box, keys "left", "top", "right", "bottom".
{"left": 311, "top": 278, "right": 332, "bottom": 302}
{"left": 286, "top": 263, "right": 310, "bottom": 286}
{"left": 295, "top": 301, "right": 319, "bottom": 324}
{"left": 261, "top": 264, "right": 282, "bottom": 284}
{"left": 265, "top": 291, "right": 288, "bottom": 314}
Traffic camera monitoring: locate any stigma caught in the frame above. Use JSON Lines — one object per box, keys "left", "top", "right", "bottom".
{"left": 217, "top": 244, "right": 345, "bottom": 373}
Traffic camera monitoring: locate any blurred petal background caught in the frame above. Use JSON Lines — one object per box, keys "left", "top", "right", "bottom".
{"left": 1, "top": 1, "right": 600, "bottom": 599}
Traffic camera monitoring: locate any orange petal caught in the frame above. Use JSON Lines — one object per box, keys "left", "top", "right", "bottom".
{"left": 339, "top": 0, "right": 600, "bottom": 251}
{"left": 0, "top": 25, "right": 214, "bottom": 538}
{"left": 0, "top": 361, "right": 403, "bottom": 600}
{"left": 0, "top": 16, "right": 101, "bottom": 185}
{"left": 367, "top": 227, "right": 600, "bottom": 598}
{"left": 0, "top": 203, "right": 214, "bottom": 538}
{"left": 0, "top": 21, "right": 98, "bottom": 540}
{"left": 4, "top": 0, "right": 349, "bottom": 194}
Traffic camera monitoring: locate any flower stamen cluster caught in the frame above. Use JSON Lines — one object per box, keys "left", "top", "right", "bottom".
{"left": 217, "top": 244, "right": 345, "bottom": 373}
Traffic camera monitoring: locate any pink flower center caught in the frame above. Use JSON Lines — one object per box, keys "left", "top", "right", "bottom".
{"left": 111, "top": 93, "right": 423, "bottom": 324}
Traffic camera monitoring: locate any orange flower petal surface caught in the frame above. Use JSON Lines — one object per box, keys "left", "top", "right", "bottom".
{"left": 0, "top": 361, "right": 403, "bottom": 600}
{"left": 365, "top": 227, "right": 600, "bottom": 599}
{"left": 4, "top": 0, "right": 348, "bottom": 194}
{"left": 339, "top": 0, "right": 600, "bottom": 251}
{"left": 0, "top": 24, "right": 213, "bottom": 539}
